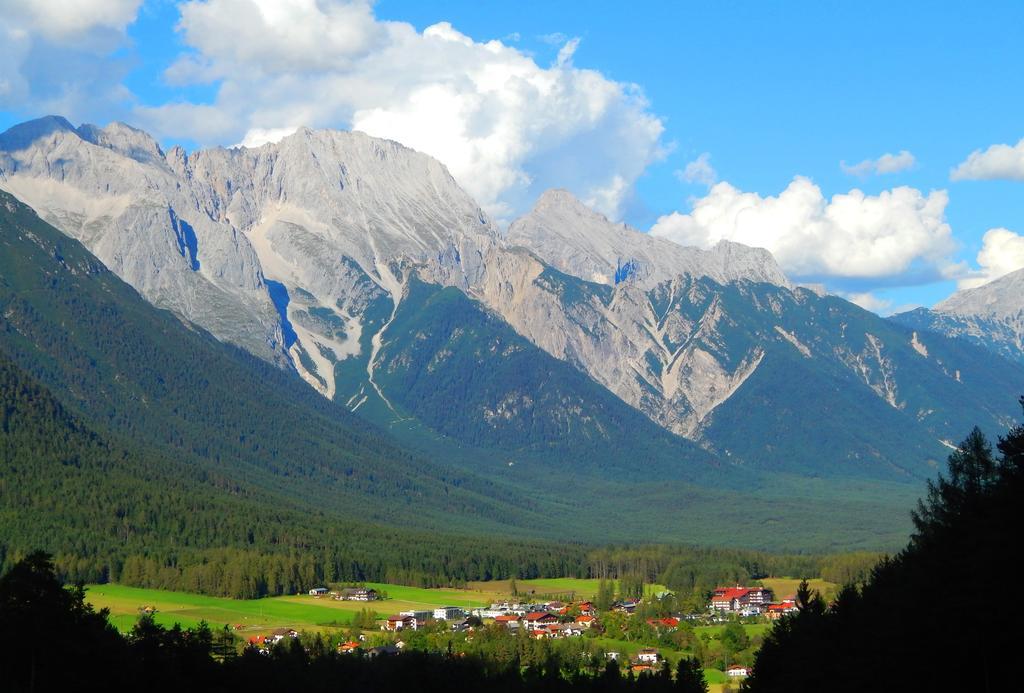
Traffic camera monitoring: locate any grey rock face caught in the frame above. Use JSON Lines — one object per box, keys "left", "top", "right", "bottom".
{"left": 506, "top": 189, "right": 792, "bottom": 289}
{"left": 891, "top": 269, "right": 1024, "bottom": 365}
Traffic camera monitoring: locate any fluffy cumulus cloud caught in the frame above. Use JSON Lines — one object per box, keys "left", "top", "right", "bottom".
{"left": 677, "top": 153, "right": 716, "bottom": 186}
{"left": 958, "top": 228, "right": 1024, "bottom": 289}
{"left": 650, "top": 177, "right": 956, "bottom": 281}
{"left": 951, "top": 138, "right": 1024, "bottom": 181}
{"left": 840, "top": 150, "right": 915, "bottom": 177}
{"left": 0, "top": 0, "right": 140, "bottom": 119}
{"left": 843, "top": 291, "right": 894, "bottom": 314}
{"left": 135, "top": 0, "right": 665, "bottom": 220}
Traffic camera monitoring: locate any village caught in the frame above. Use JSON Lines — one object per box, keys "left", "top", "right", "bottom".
{"left": 242, "top": 582, "right": 803, "bottom": 681}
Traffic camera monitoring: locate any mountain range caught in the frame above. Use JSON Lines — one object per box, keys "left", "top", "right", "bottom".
{"left": 891, "top": 268, "right": 1024, "bottom": 366}
{"left": 2, "top": 115, "right": 1023, "bottom": 556}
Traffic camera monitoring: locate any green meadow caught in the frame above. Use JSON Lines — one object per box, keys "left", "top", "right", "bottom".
{"left": 85, "top": 582, "right": 500, "bottom": 634}
{"left": 464, "top": 578, "right": 669, "bottom": 600}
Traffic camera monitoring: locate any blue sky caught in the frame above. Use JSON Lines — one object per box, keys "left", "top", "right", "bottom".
{"left": 2, "top": 0, "right": 1023, "bottom": 312}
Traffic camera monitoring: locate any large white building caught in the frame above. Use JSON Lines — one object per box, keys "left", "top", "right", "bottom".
{"left": 433, "top": 606, "right": 465, "bottom": 621}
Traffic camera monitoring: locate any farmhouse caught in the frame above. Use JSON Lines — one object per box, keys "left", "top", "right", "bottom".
{"left": 337, "top": 641, "right": 361, "bottom": 654}
{"left": 494, "top": 614, "right": 521, "bottom": 629}
{"left": 308, "top": 587, "right": 329, "bottom": 596}
{"left": 612, "top": 600, "right": 637, "bottom": 614}
{"left": 727, "top": 665, "right": 751, "bottom": 677}
{"left": 338, "top": 587, "right": 379, "bottom": 601}
{"left": 575, "top": 615, "right": 596, "bottom": 628}
{"left": 385, "top": 615, "right": 417, "bottom": 631}
{"left": 636, "top": 648, "right": 660, "bottom": 664}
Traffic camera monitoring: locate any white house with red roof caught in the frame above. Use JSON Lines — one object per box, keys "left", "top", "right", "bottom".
{"left": 523, "top": 611, "right": 558, "bottom": 631}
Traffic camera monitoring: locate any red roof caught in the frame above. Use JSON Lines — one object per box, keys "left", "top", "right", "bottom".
{"left": 524, "top": 611, "right": 555, "bottom": 621}
{"left": 715, "top": 587, "right": 752, "bottom": 601}
{"left": 576, "top": 615, "right": 595, "bottom": 623}
{"left": 495, "top": 615, "right": 519, "bottom": 623}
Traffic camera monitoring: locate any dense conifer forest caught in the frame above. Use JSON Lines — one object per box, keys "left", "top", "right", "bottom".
{"left": 743, "top": 399, "right": 1024, "bottom": 691}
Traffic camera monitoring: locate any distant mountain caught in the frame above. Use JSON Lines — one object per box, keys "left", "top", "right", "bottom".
{"left": 506, "top": 188, "right": 790, "bottom": 288}
{"left": 3, "top": 116, "right": 1023, "bottom": 523}
{"left": 891, "top": 269, "right": 1024, "bottom": 366}
{"left": 0, "top": 179, "right": 922, "bottom": 553}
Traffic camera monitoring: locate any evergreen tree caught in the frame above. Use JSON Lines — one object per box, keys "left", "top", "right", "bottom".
{"left": 675, "top": 657, "right": 708, "bottom": 693}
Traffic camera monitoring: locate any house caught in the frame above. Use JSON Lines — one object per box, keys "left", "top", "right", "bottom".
{"left": 631, "top": 664, "right": 654, "bottom": 674}
{"left": 495, "top": 614, "right": 521, "bottom": 629}
{"left": 267, "top": 628, "right": 299, "bottom": 644}
{"left": 765, "top": 600, "right": 799, "bottom": 620}
{"left": 636, "top": 648, "right": 660, "bottom": 664}
{"left": 433, "top": 606, "right": 465, "bottom": 621}
{"left": 575, "top": 615, "right": 596, "bottom": 628}
{"left": 646, "top": 617, "right": 680, "bottom": 630}
{"left": 551, "top": 623, "right": 583, "bottom": 637}
{"left": 338, "top": 587, "right": 379, "bottom": 601}
{"left": 577, "top": 601, "right": 595, "bottom": 616}
{"left": 385, "top": 615, "right": 416, "bottom": 631}
{"left": 399, "top": 610, "right": 432, "bottom": 627}
{"left": 308, "top": 587, "right": 329, "bottom": 596}
{"left": 606, "top": 652, "right": 620, "bottom": 661}
{"left": 612, "top": 600, "right": 637, "bottom": 614}
{"left": 726, "top": 665, "right": 750, "bottom": 677}
{"left": 523, "top": 611, "right": 558, "bottom": 631}
{"left": 451, "top": 618, "right": 474, "bottom": 632}
{"left": 337, "top": 641, "right": 361, "bottom": 654}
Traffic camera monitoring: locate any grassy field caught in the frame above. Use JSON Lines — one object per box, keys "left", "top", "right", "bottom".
{"left": 695, "top": 622, "right": 772, "bottom": 639}
{"left": 464, "top": 578, "right": 669, "bottom": 600}
{"left": 759, "top": 577, "right": 839, "bottom": 603}
{"left": 86, "top": 582, "right": 501, "bottom": 634}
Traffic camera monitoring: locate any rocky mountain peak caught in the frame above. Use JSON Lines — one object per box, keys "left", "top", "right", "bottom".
{"left": 0, "top": 115, "right": 77, "bottom": 152}
{"left": 935, "top": 268, "right": 1024, "bottom": 320}
{"left": 76, "top": 122, "right": 166, "bottom": 165}
{"left": 508, "top": 187, "right": 792, "bottom": 289}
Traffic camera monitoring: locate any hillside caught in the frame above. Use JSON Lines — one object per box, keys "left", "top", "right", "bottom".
{"left": 0, "top": 347, "right": 587, "bottom": 593}
{"left": 0, "top": 189, "right": 922, "bottom": 551}
{"left": 891, "top": 268, "right": 1024, "bottom": 366}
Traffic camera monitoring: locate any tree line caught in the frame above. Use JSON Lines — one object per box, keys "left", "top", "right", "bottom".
{"left": 743, "top": 398, "right": 1024, "bottom": 691}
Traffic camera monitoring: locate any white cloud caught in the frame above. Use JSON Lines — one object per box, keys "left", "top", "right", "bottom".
{"left": 843, "top": 291, "right": 893, "bottom": 314}
{"left": 233, "top": 126, "right": 300, "bottom": 149}
{"left": 0, "top": 0, "right": 140, "bottom": 39}
{"left": 957, "top": 228, "right": 1024, "bottom": 289}
{"left": 650, "top": 177, "right": 955, "bottom": 281}
{"left": 136, "top": 0, "right": 665, "bottom": 221}
{"left": 677, "top": 153, "right": 716, "bottom": 186}
{"left": 951, "top": 138, "right": 1024, "bottom": 181}
{"left": 841, "top": 150, "right": 915, "bottom": 177}
{"left": 0, "top": 0, "right": 140, "bottom": 121}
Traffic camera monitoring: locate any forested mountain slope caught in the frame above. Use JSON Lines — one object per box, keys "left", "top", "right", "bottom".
{"left": 0, "top": 188, "right": 546, "bottom": 535}
{"left": 0, "top": 190, "right": 924, "bottom": 551}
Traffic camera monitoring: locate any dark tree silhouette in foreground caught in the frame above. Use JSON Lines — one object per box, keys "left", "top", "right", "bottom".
{"left": 743, "top": 398, "right": 1024, "bottom": 693}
